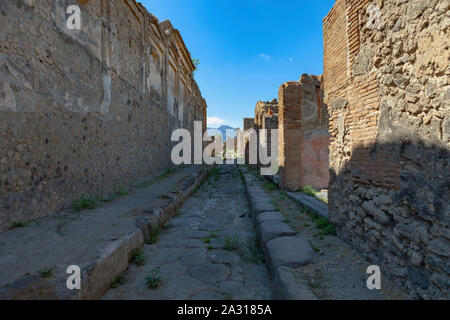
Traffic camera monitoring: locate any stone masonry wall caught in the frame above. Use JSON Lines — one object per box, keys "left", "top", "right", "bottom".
{"left": 278, "top": 74, "right": 330, "bottom": 191}
{"left": 254, "top": 100, "right": 278, "bottom": 163}
{"left": 0, "top": 0, "right": 206, "bottom": 230}
{"left": 324, "top": 0, "right": 449, "bottom": 299}
{"left": 254, "top": 99, "right": 278, "bottom": 130}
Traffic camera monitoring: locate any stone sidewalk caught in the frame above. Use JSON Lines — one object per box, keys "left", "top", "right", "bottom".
{"left": 103, "top": 165, "right": 272, "bottom": 300}
{"left": 240, "top": 165, "right": 408, "bottom": 300}
{"left": 0, "top": 164, "right": 211, "bottom": 299}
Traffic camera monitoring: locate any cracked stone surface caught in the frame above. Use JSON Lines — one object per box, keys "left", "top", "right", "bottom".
{"left": 102, "top": 165, "right": 272, "bottom": 300}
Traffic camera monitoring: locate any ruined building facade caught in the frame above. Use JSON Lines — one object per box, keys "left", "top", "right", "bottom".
{"left": 255, "top": 100, "right": 279, "bottom": 161}
{"left": 278, "top": 75, "right": 330, "bottom": 191}
{"left": 242, "top": 101, "right": 278, "bottom": 167}
{"left": 254, "top": 99, "right": 279, "bottom": 132}
{"left": 0, "top": 0, "right": 207, "bottom": 229}
{"left": 324, "top": 0, "right": 449, "bottom": 299}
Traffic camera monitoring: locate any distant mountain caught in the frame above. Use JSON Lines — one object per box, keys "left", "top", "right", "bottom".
{"left": 207, "top": 125, "right": 236, "bottom": 140}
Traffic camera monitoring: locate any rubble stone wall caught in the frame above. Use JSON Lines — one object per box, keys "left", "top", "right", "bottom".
{"left": 0, "top": 0, "right": 206, "bottom": 229}
{"left": 324, "top": 0, "right": 449, "bottom": 299}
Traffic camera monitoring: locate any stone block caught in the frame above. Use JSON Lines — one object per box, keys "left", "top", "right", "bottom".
{"left": 258, "top": 221, "right": 296, "bottom": 245}
{"left": 264, "top": 236, "right": 317, "bottom": 274}
{"left": 249, "top": 195, "right": 276, "bottom": 215}
{"left": 286, "top": 192, "right": 328, "bottom": 219}
{"left": 256, "top": 211, "right": 285, "bottom": 225}
{"left": 272, "top": 266, "right": 318, "bottom": 300}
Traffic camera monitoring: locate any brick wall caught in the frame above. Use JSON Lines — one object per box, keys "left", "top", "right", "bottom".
{"left": 324, "top": 0, "right": 449, "bottom": 299}
{"left": 278, "top": 75, "right": 330, "bottom": 191}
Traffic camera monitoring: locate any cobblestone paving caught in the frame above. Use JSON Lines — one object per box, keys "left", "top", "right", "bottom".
{"left": 103, "top": 165, "right": 272, "bottom": 300}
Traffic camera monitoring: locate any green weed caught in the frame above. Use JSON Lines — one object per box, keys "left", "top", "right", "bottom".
{"left": 224, "top": 234, "right": 240, "bottom": 250}
{"left": 72, "top": 194, "right": 96, "bottom": 211}
{"left": 302, "top": 185, "right": 317, "bottom": 197}
{"left": 38, "top": 267, "right": 54, "bottom": 278}
{"left": 145, "top": 269, "right": 162, "bottom": 289}
{"left": 110, "top": 273, "right": 126, "bottom": 288}
{"left": 147, "top": 227, "right": 162, "bottom": 244}
{"left": 11, "top": 221, "right": 27, "bottom": 229}
{"left": 132, "top": 248, "right": 146, "bottom": 266}
{"left": 156, "top": 168, "right": 175, "bottom": 180}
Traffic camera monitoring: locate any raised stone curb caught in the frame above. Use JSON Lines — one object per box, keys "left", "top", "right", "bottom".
{"left": 74, "top": 228, "right": 144, "bottom": 300}
{"left": 239, "top": 166, "right": 317, "bottom": 300}
{"left": 0, "top": 165, "right": 214, "bottom": 300}
{"left": 258, "top": 221, "right": 297, "bottom": 246}
{"left": 286, "top": 192, "right": 329, "bottom": 219}
{"left": 81, "top": 165, "right": 215, "bottom": 300}
{"left": 264, "top": 236, "right": 317, "bottom": 275}
{"left": 256, "top": 211, "right": 285, "bottom": 225}
{"left": 249, "top": 196, "right": 276, "bottom": 216}
{"left": 272, "top": 266, "right": 318, "bottom": 300}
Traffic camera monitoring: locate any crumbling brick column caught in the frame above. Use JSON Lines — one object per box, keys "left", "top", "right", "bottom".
{"left": 278, "top": 82, "right": 303, "bottom": 191}
{"left": 278, "top": 75, "right": 330, "bottom": 191}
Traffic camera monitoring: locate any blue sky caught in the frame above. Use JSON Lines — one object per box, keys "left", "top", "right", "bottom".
{"left": 140, "top": 0, "right": 335, "bottom": 129}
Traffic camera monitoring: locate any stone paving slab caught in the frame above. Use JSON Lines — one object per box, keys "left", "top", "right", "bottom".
{"left": 0, "top": 165, "right": 212, "bottom": 300}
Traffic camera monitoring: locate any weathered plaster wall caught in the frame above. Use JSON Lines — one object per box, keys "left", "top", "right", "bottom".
{"left": 278, "top": 75, "right": 330, "bottom": 191}
{"left": 0, "top": 0, "right": 206, "bottom": 229}
{"left": 324, "top": 0, "right": 449, "bottom": 299}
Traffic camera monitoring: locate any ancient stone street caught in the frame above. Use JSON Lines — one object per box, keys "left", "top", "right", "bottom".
{"left": 0, "top": 0, "right": 448, "bottom": 301}
{"left": 103, "top": 165, "right": 272, "bottom": 300}
{"left": 102, "top": 165, "right": 407, "bottom": 300}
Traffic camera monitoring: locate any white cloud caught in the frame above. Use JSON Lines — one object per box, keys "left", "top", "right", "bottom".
{"left": 258, "top": 53, "right": 271, "bottom": 61}
{"left": 207, "top": 116, "right": 225, "bottom": 127}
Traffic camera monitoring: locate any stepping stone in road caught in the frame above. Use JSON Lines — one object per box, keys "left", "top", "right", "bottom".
{"left": 249, "top": 195, "right": 276, "bottom": 216}
{"left": 256, "top": 211, "right": 285, "bottom": 225}
{"left": 258, "top": 221, "right": 297, "bottom": 246}
{"left": 264, "top": 236, "right": 317, "bottom": 275}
